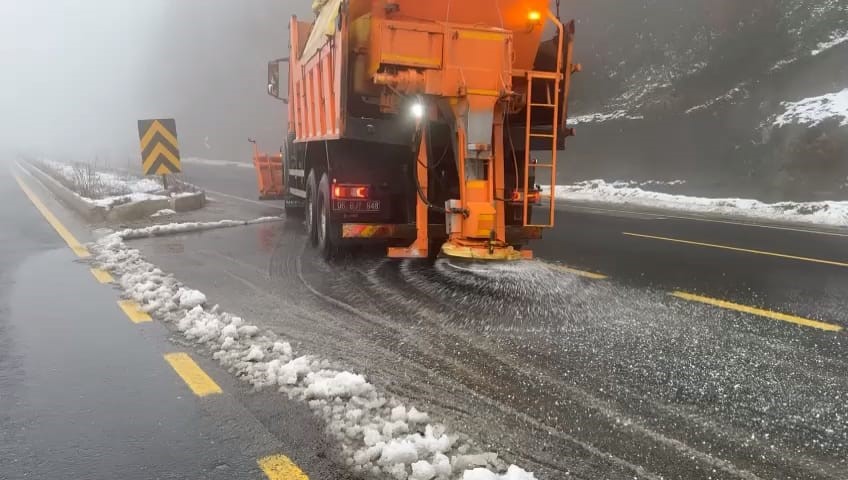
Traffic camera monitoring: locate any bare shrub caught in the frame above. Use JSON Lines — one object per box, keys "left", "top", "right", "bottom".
{"left": 35, "top": 160, "right": 131, "bottom": 199}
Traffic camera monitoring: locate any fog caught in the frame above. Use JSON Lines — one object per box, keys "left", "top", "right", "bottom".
{"left": 1, "top": 0, "right": 845, "bottom": 197}
{"left": 0, "top": 0, "right": 308, "bottom": 164}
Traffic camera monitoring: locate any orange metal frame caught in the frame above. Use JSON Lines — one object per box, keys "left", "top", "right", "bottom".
{"left": 251, "top": 141, "right": 285, "bottom": 199}
{"left": 288, "top": 17, "right": 342, "bottom": 143}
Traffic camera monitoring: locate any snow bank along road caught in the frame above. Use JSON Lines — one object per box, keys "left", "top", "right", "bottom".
{"left": 1, "top": 167, "right": 350, "bottom": 480}
{"left": 85, "top": 159, "right": 848, "bottom": 479}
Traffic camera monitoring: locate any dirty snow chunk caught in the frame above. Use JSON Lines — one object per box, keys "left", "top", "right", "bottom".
{"left": 453, "top": 453, "right": 498, "bottom": 472}
{"left": 221, "top": 336, "right": 236, "bottom": 350}
{"left": 410, "top": 460, "right": 436, "bottom": 480}
{"left": 432, "top": 453, "right": 451, "bottom": 477}
{"left": 774, "top": 88, "right": 848, "bottom": 128}
{"left": 382, "top": 419, "right": 410, "bottom": 438}
{"left": 461, "top": 466, "right": 536, "bottom": 480}
{"left": 412, "top": 425, "right": 452, "bottom": 454}
{"left": 244, "top": 345, "right": 265, "bottom": 362}
{"left": 379, "top": 439, "right": 418, "bottom": 465}
{"left": 363, "top": 427, "right": 384, "bottom": 446}
{"left": 272, "top": 341, "right": 292, "bottom": 356}
{"left": 386, "top": 463, "right": 409, "bottom": 480}
{"left": 220, "top": 323, "right": 238, "bottom": 340}
{"left": 304, "top": 370, "right": 372, "bottom": 399}
{"left": 278, "top": 356, "right": 313, "bottom": 385}
{"left": 391, "top": 405, "right": 408, "bottom": 421}
{"left": 179, "top": 289, "right": 207, "bottom": 308}
{"left": 151, "top": 208, "right": 176, "bottom": 217}
{"left": 463, "top": 469, "right": 498, "bottom": 480}
{"left": 407, "top": 407, "right": 429, "bottom": 424}
{"left": 237, "top": 324, "right": 260, "bottom": 337}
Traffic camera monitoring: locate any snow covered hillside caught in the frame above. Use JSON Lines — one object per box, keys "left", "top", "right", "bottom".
{"left": 560, "top": 0, "right": 848, "bottom": 202}
{"left": 774, "top": 89, "right": 848, "bottom": 128}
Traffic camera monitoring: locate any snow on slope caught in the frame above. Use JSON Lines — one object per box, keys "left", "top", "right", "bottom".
{"left": 811, "top": 30, "right": 848, "bottom": 55}
{"left": 569, "top": 110, "right": 644, "bottom": 125}
{"left": 546, "top": 180, "right": 848, "bottom": 227}
{"left": 92, "top": 219, "right": 538, "bottom": 480}
{"left": 773, "top": 88, "right": 848, "bottom": 127}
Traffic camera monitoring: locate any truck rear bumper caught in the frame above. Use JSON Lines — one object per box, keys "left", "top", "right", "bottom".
{"left": 341, "top": 223, "right": 542, "bottom": 243}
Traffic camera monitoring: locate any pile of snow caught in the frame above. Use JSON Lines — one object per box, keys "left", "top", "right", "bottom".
{"left": 773, "top": 88, "right": 848, "bottom": 128}
{"left": 46, "top": 160, "right": 162, "bottom": 194}
{"left": 113, "top": 217, "right": 281, "bottom": 240}
{"left": 546, "top": 180, "right": 848, "bottom": 227}
{"left": 41, "top": 160, "right": 171, "bottom": 208}
{"left": 91, "top": 218, "right": 538, "bottom": 480}
{"left": 151, "top": 208, "right": 177, "bottom": 218}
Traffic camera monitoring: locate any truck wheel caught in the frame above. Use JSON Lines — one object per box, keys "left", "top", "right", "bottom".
{"left": 317, "top": 173, "right": 339, "bottom": 260}
{"left": 305, "top": 171, "right": 318, "bottom": 246}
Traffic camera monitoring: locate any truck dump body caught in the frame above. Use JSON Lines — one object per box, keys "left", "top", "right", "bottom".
{"left": 260, "top": 0, "right": 578, "bottom": 260}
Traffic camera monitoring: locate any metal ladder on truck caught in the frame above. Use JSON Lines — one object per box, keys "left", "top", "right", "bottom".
{"left": 522, "top": 17, "right": 571, "bottom": 229}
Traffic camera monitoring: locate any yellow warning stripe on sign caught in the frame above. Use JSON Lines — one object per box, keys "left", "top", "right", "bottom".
{"left": 139, "top": 119, "right": 179, "bottom": 152}
{"left": 142, "top": 143, "right": 180, "bottom": 173}
{"left": 138, "top": 118, "right": 181, "bottom": 175}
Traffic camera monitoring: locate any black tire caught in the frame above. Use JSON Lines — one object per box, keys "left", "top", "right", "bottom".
{"left": 305, "top": 171, "right": 318, "bottom": 246}
{"left": 316, "top": 173, "right": 339, "bottom": 259}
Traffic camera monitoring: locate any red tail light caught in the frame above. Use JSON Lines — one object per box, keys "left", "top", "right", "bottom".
{"left": 332, "top": 184, "right": 369, "bottom": 199}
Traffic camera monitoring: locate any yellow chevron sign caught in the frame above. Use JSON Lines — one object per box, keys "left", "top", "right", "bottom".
{"left": 138, "top": 118, "right": 181, "bottom": 175}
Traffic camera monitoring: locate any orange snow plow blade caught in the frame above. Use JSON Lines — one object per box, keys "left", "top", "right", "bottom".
{"left": 250, "top": 139, "right": 285, "bottom": 200}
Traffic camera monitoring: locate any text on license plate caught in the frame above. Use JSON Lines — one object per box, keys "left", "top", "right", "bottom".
{"left": 334, "top": 200, "right": 381, "bottom": 211}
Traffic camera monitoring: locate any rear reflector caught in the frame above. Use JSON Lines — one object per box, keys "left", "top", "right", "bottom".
{"left": 332, "top": 184, "right": 369, "bottom": 199}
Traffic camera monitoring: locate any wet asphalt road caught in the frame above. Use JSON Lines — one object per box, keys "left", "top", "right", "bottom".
{"left": 119, "top": 161, "right": 848, "bottom": 479}
{"left": 0, "top": 167, "right": 350, "bottom": 480}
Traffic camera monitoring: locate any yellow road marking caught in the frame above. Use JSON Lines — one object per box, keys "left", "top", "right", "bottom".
{"left": 14, "top": 174, "right": 90, "bottom": 258}
{"left": 163, "top": 353, "right": 222, "bottom": 397}
{"left": 117, "top": 300, "right": 152, "bottom": 323}
{"left": 550, "top": 264, "right": 608, "bottom": 280}
{"left": 623, "top": 232, "right": 848, "bottom": 268}
{"left": 258, "top": 455, "right": 309, "bottom": 480}
{"left": 672, "top": 291, "right": 842, "bottom": 332}
{"left": 90, "top": 268, "right": 114, "bottom": 283}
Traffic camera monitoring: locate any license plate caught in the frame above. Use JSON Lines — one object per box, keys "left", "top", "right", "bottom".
{"left": 333, "top": 199, "right": 381, "bottom": 212}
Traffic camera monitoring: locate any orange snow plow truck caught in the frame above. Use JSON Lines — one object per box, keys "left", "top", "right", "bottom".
{"left": 255, "top": 0, "right": 579, "bottom": 260}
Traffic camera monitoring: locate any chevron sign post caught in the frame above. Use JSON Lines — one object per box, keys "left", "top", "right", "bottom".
{"left": 137, "top": 119, "right": 181, "bottom": 180}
